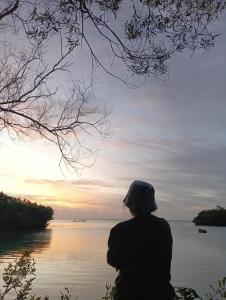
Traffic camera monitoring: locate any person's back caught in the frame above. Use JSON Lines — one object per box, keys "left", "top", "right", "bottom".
{"left": 107, "top": 181, "right": 175, "bottom": 300}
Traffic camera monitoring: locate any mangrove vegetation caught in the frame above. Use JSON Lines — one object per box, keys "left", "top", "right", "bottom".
{"left": 193, "top": 206, "right": 226, "bottom": 227}
{"left": 0, "top": 192, "right": 53, "bottom": 230}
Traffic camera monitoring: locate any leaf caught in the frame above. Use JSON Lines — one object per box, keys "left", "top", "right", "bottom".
{"left": 222, "top": 277, "right": 226, "bottom": 287}
{"left": 218, "top": 280, "right": 222, "bottom": 288}
{"left": 209, "top": 284, "right": 216, "bottom": 292}
{"left": 52, "top": 27, "right": 59, "bottom": 32}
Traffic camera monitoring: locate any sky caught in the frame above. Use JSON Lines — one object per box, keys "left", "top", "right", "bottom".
{"left": 1, "top": 7, "right": 226, "bottom": 220}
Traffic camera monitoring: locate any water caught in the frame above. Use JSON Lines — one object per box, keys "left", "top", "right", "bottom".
{"left": 0, "top": 220, "right": 226, "bottom": 299}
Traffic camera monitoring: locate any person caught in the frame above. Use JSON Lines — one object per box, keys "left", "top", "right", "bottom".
{"left": 107, "top": 180, "right": 175, "bottom": 300}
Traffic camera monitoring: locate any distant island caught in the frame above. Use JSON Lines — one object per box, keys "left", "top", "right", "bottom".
{"left": 193, "top": 206, "right": 226, "bottom": 226}
{"left": 0, "top": 192, "right": 54, "bottom": 230}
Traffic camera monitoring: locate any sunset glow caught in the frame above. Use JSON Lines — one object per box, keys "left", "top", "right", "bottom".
{"left": 1, "top": 10, "right": 226, "bottom": 221}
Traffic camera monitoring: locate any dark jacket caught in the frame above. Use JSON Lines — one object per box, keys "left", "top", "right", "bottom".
{"left": 107, "top": 214, "right": 175, "bottom": 300}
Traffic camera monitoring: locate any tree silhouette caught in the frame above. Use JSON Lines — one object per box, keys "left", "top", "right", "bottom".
{"left": 0, "top": 0, "right": 225, "bottom": 171}
{"left": 0, "top": 192, "right": 53, "bottom": 230}
{"left": 193, "top": 206, "right": 226, "bottom": 226}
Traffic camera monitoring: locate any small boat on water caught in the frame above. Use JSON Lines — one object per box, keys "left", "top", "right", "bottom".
{"left": 73, "top": 218, "right": 86, "bottom": 222}
{"left": 198, "top": 228, "right": 207, "bottom": 233}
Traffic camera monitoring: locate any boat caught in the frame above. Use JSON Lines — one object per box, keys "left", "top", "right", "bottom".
{"left": 198, "top": 228, "right": 207, "bottom": 233}
{"left": 73, "top": 218, "right": 86, "bottom": 222}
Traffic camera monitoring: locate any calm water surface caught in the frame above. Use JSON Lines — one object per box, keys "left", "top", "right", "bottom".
{"left": 0, "top": 220, "right": 226, "bottom": 299}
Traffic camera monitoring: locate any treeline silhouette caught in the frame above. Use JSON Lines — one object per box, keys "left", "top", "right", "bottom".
{"left": 193, "top": 206, "right": 226, "bottom": 226}
{"left": 0, "top": 192, "right": 53, "bottom": 230}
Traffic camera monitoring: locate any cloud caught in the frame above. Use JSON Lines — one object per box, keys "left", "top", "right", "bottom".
{"left": 9, "top": 190, "right": 127, "bottom": 220}
{"left": 166, "top": 146, "right": 226, "bottom": 179}
{"left": 107, "top": 134, "right": 226, "bottom": 215}
{"left": 9, "top": 193, "right": 56, "bottom": 202}
{"left": 0, "top": 168, "right": 18, "bottom": 178}
{"left": 24, "top": 178, "right": 114, "bottom": 189}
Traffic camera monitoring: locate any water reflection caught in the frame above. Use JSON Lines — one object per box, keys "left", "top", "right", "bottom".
{"left": 0, "top": 221, "right": 225, "bottom": 300}
{"left": 0, "top": 229, "right": 52, "bottom": 258}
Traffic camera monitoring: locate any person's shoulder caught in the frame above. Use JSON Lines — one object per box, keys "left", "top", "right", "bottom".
{"left": 150, "top": 215, "right": 171, "bottom": 228}
{"left": 110, "top": 218, "right": 134, "bottom": 233}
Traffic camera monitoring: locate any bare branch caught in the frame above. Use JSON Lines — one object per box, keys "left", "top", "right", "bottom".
{"left": 0, "top": 0, "right": 225, "bottom": 172}
{"left": 0, "top": 0, "right": 20, "bottom": 21}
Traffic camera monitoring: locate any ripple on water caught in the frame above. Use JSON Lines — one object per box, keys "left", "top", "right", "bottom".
{"left": 0, "top": 220, "right": 226, "bottom": 300}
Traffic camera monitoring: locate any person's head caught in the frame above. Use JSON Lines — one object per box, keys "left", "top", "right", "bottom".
{"left": 123, "top": 180, "right": 157, "bottom": 217}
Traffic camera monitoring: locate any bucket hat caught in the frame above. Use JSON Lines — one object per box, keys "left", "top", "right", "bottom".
{"left": 123, "top": 180, "right": 157, "bottom": 213}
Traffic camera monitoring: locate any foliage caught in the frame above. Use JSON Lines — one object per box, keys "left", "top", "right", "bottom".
{"left": 0, "top": 252, "right": 226, "bottom": 300}
{"left": 0, "top": 192, "right": 53, "bottom": 230}
{"left": 101, "top": 283, "right": 116, "bottom": 300}
{"left": 0, "top": 251, "right": 77, "bottom": 300}
{"left": 175, "top": 287, "right": 202, "bottom": 299}
{"left": 0, "top": 0, "right": 226, "bottom": 171}
{"left": 206, "top": 277, "right": 226, "bottom": 300}
{"left": 193, "top": 206, "right": 226, "bottom": 226}
{"left": 18, "top": 0, "right": 226, "bottom": 78}
{"left": 103, "top": 282, "right": 226, "bottom": 300}
{"left": 174, "top": 277, "right": 226, "bottom": 299}
{"left": 0, "top": 250, "right": 36, "bottom": 300}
